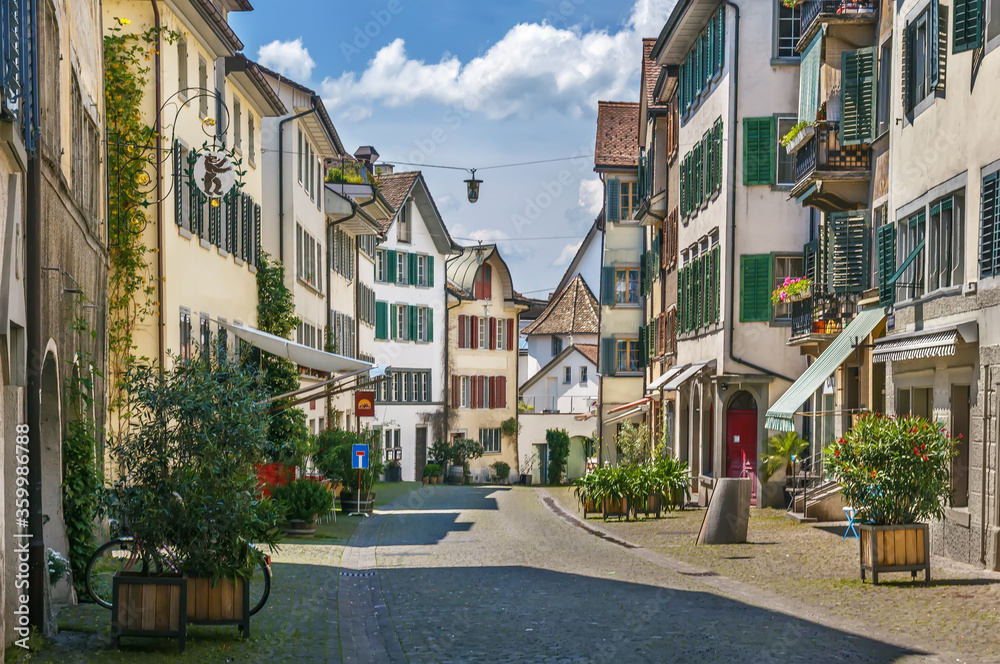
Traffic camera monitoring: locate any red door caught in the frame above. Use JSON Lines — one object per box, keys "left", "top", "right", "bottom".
{"left": 726, "top": 391, "right": 758, "bottom": 505}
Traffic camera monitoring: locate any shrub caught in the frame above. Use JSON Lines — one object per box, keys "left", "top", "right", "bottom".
{"left": 423, "top": 463, "right": 442, "bottom": 478}
{"left": 615, "top": 420, "right": 652, "bottom": 466}
{"left": 451, "top": 438, "right": 484, "bottom": 465}
{"left": 313, "top": 428, "right": 384, "bottom": 494}
{"left": 572, "top": 456, "right": 690, "bottom": 520}
{"left": 825, "top": 413, "right": 956, "bottom": 525}
{"left": 491, "top": 461, "right": 511, "bottom": 482}
{"left": 271, "top": 479, "right": 334, "bottom": 522}
{"left": 546, "top": 428, "right": 571, "bottom": 484}
{"left": 759, "top": 431, "right": 808, "bottom": 485}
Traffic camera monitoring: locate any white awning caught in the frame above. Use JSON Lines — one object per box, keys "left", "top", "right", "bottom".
{"left": 228, "top": 323, "right": 375, "bottom": 374}
{"left": 605, "top": 403, "right": 649, "bottom": 426}
{"left": 664, "top": 361, "right": 711, "bottom": 391}
{"left": 873, "top": 330, "right": 958, "bottom": 363}
{"left": 646, "top": 364, "right": 686, "bottom": 392}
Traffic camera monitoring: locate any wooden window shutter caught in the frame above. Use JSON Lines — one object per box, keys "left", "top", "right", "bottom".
{"left": 478, "top": 376, "right": 487, "bottom": 409}
{"left": 470, "top": 376, "right": 478, "bottom": 410}
{"left": 979, "top": 173, "right": 1000, "bottom": 278}
{"left": 803, "top": 239, "right": 819, "bottom": 283}
{"left": 452, "top": 376, "right": 460, "bottom": 408}
{"left": 600, "top": 337, "right": 616, "bottom": 376}
{"left": 713, "top": 246, "right": 721, "bottom": 323}
{"left": 954, "top": 0, "right": 984, "bottom": 53}
{"left": 693, "top": 35, "right": 703, "bottom": 98}
{"left": 408, "top": 305, "right": 418, "bottom": 340}
{"left": 375, "top": 301, "right": 388, "bottom": 340}
{"left": 253, "top": 204, "right": 261, "bottom": 266}
{"left": 409, "top": 252, "right": 418, "bottom": 285}
{"left": 607, "top": 178, "right": 620, "bottom": 222}
{"left": 489, "top": 317, "right": 497, "bottom": 350}
{"left": 173, "top": 140, "right": 183, "bottom": 226}
{"left": 679, "top": 63, "right": 687, "bottom": 111}
{"left": 387, "top": 249, "right": 397, "bottom": 283}
{"left": 471, "top": 315, "right": 479, "bottom": 348}
{"left": 798, "top": 33, "right": 822, "bottom": 123}
{"left": 740, "top": 254, "right": 772, "bottom": 322}
{"left": 427, "top": 309, "right": 434, "bottom": 342}
{"left": 877, "top": 222, "right": 897, "bottom": 305}
{"left": 903, "top": 21, "right": 915, "bottom": 112}
{"left": 679, "top": 155, "right": 688, "bottom": 218}
{"left": 677, "top": 266, "right": 686, "bottom": 333}
{"left": 828, "top": 210, "right": 870, "bottom": 293}
{"left": 713, "top": 119, "right": 723, "bottom": 192}
{"left": 601, "top": 266, "right": 615, "bottom": 305}
{"left": 497, "top": 375, "right": 507, "bottom": 409}
{"left": 389, "top": 304, "right": 398, "bottom": 339}
{"left": 841, "top": 48, "right": 877, "bottom": 146}
{"left": 743, "top": 117, "right": 775, "bottom": 186}
{"left": 930, "top": 2, "right": 943, "bottom": 91}
{"left": 458, "top": 315, "right": 466, "bottom": 348}
{"left": 488, "top": 376, "right": 496, "bottom": 408}
{"left": 715, "top": 7, "right": 725, "bottom": 73}
{"left": 428, "top": 255, "right": 435, "bottom": 287}
{"left": 686, "top": 263, "right": 696, "bottom": 331}
{"left": 507, "top": 319, "right": 515, "bottom": 351}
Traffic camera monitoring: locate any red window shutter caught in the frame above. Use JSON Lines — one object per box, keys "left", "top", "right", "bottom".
{"left": 489, "top": 317, "right": 497, "bottom": 350}
{"left": 478, "top": 376, "right": 486, "bottom": 409}
{"left": 452, "top": 376, "right": 459, "bottom": 408}
{"left": 470, "top": 376, "right": 478, "bottom": 410}
{"left": 488, "top": 376, "right": 496, "bottom": 408}
{"left": 471, "top": 315, "right": 478, "bottom": 348}
{"left": 496, "top": 375, "right": 507, "bottom": 408}
{"left": 507, "top": 319, "right": 515, "bottom": 351}
{"left": 458, "top": 315, "right": 466, "bottom": 349}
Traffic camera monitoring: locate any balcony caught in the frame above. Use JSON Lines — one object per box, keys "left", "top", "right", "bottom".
{"left": 518, "top": 395, "right": 596, "bottom": 414}
{"left": 789, "top": 293, "right": 860, "bottom": 347}
{"left": 798, "top": 1, "right": 878, "bottom": 53}
{"left": 790, "top": 121, "right": 871, "bottom": 212}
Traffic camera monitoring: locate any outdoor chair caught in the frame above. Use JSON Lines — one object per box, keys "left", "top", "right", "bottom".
{"left": 320, "top": 480, "right": 344, "bottom": 524}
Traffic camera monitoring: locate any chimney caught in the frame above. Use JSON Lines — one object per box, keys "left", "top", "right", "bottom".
{"left": 376, "top": 163, "right": 395, "bottom": 175}
{"left": 353, "top": 146, "right": 379, "bottom": 174}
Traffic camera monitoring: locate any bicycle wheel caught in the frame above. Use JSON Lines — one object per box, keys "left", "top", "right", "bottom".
{"left": 248, "top": 549, "right": 272, "bottom": 616}
{"left": 85, "top": 537, "right": 142, "bottom": 609}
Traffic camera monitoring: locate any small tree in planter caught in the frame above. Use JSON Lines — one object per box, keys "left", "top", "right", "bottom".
{"left": 313, "top": 428, "right": 383, "bottom": 513}
{"left": 546, "top": 428, "right": 571, "bottom": 485}
{"left": 825, "top": 413, "right": 956, "bottom": 584}
{"left": 451, "top": 438, "right": 484, "bottom": 484}
{"left": 271, "top": 479, "right": 334, "bottom": 537}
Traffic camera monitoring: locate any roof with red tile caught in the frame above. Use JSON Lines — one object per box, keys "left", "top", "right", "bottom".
{"left": 375, "top": 171, "right": 419, "bottom": 232}
{"left": 595, "top": 101, "right": 639, "bottom": 168}
{"left": 521, "top": 275, "right": 599, "bottom": 336}
{"left": 643, "top": 39, "right": 669, "bottom": 111}
{"left": 576, "top": 344, "right": 599, "bottom": 366}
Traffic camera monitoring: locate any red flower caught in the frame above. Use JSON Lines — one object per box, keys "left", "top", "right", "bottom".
{"left": 914, "top": 448, "right": 920, "bottom": 455}
{"left": 872, "top": 470, "right": 877, "bottom": 478}
{"left": 910, "top": 427, "right": 918, "bottom": 433}
{"left": 922, "top": 456, "right": 928, "bottom": 462}
{"left": 835, "top": 448, "right": 840, "bottom": 458}
{"left": 958, "top": 434, "right": 965, "bottom": 439}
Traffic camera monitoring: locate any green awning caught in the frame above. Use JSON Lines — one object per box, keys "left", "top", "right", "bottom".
{"left": 795, "top": 183, "right": 818, "bottom": 205}
{"left": 765, "top": 308, "right": 886, "bottom": 432}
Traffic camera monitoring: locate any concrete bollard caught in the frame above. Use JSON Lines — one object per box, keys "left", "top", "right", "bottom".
{"left": 697, "top": 477, "right": 751, "bottom": 544}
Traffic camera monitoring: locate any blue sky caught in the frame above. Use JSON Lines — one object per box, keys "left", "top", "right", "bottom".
{"left": 231, "top": 0, "right": 676, "bottom": 298}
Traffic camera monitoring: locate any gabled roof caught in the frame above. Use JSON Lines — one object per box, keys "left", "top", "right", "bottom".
{"left": 554, "top": 216, "right": 602, "bottom": 294}
{"left": 642, "top": 39, "right": 669, "bottom": 112}
{"left": 447, "top": 244, "right": 518, "bottom": 302}
{"left": 595, "top": 101, "right": 639, "bottom": 169}
{"left": 519, "top": 344, "right": 599, "bottom": 394}
{"left": 374, "top": 171, "right": 457, "bottom": 254}
{"left": 226, "top": 55, "right": 287, "bottom": 116}
{"left": 192, "top": 0, "right": 244, "bottom": 53}
{"left": 522, "top": 275, "right": 599, "bottom": 336}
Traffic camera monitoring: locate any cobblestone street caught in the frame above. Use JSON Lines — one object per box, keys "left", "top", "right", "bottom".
{"left": 33, "top": 484, "right": 997, "bottom": 663}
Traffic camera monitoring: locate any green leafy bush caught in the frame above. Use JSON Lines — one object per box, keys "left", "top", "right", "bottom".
{"left": 759, "top": 431, "right": 809, "bottom": 485}
{"left": 423, "top": 463, "right": 442, "bottom": 478}
{"left": 491, "top": 461, "right": 511, "bottom": 482}
{"left": 573, "top": 456, "right": 690, "bottom": 520}
{"left": 271, "top": 479, "right": 334, "bottom": 522}
{"left": 313, "top": 428, "right": 384, "bottom": 494}
{"left": 546, "top": 428, "right": 571, "bottom": 484}
{"left": 825, "top": 413, "right": 956, "bottom": 525}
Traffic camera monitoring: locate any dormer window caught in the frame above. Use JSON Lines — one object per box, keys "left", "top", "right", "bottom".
{"left": 397, "top": 200, "right": 411, "bottom": 243}
{"left": 473, "top": 264, "right": 492, "bottom": 299}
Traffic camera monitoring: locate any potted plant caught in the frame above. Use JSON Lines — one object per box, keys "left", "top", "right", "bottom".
{"left": 779, "top": 119, "right": 814, "bottom": 154}
{"left": 825, "top": 413, "right": 956, "bottom": 584}
{"left": 450, "top": 438, "right": 485, "bottom": 485}
{"left": 385, "top": 458, "right": 402, "bottom": 483}
{"left": 106, "top": 349, "right": 282, "bottom": 643}
{"left": 423, "top": 463, "right": 442, "bottom": 484}
{"left": 314, "top": 428, "right": 383, "bottom": 514}
{"left": 759, "top": 431, "right": 809, "bottom": 506}
{"left": 271, "top": 478, "right": 334, "bottom": 537}
{"left": 772, "top": 277, "right": 812, "bottom": 307}
{"left": 491, "top": 461, "right": 511, "bottom": 484}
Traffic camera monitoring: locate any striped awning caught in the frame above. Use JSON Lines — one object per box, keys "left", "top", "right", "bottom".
{"left": 646, "top": 364, "right": 686, "bottom": 392}
{"left": 872, "top": 330, "right": 958, "bottom": 363}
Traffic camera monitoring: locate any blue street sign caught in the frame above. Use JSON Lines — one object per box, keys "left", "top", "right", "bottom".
{"left": 352, "top": 443, "right": 369, "bottom": 470}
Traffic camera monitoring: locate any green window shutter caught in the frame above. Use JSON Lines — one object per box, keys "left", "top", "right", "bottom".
{"left": 679, "top": 63, "right": 687, "bottom": 111}
{"left": 408, "top": 304, "right": 418, "bottom": 340}
{"left": 607, "top": 178, "right": 620, "bottom": 222}
{"left": 828, "top": 210, "right": 870, "bottom": 293}
{"left": 713, "top": 119, "right": 723, "bottom": 192}
{"left": 677, "top": 267, "right": 686, "bottom": 333}
{"left": 798, "top": 33, "right": 822, "bottom": 124}
{"left": 903, "top": 22, "right": 915, "bottom": 112}
{"left": 713, "top": 246, "right": 721, "bottom": 323}
{"left": 600, "top": 337, "right": 616, "bottom": 376}
{"left": 173, "top": 140, "right": 183, "bottom": 226}
{"left": 715, "top": 7, "right": 725, "bottom": 73}
{"left": 954, "top": 0, "right": 984, "bottom": 53}
{"left": 427, "top": 308, "right": 434, "bottom": 341}
{"left": 842, "top": 48, "right": 877, "bottom": 146}
{"left": 387, "top": 249, "right": 397, "bottom": 282}
{"left": 409, "top": 252, "right": 418, "bottom": 285}
{"left": 743, "top": 117, "right": 775, "bottom": 186}
{"left": 375, "top": 301, "right": 388, "bottom": 340}
{"left": 740, "top": 254, "right": 772, "bottom": 322}
{"left": 680, "top": 155, "right": 689, "bottom": 217}
{"left": 877, "top": 223, "right": 897, "bottom": 305}
{"left": 686, "top": 263, "right": 696, "bottom": 331}
{"left": 930, "top": 1, "right": 942, "bottom": 90}
{"left": 980, "top": 172, "right": 1000, "bottom": 278}
{"left": 639, "top": 252, "right": 648, "bottom": 297}
{"left": 427, "top": 255, "right": 435, "bottom": 287}
{"left": 601, "top": 266, "right": 615, "bottom": 305}
{"left": 638, "top": 326, "right": 647, "bottom": 369}
{"left": 390, "top": 304, "right": 399, "bottom": 339}
{"left": 686, "top": 51, "right": 695, "bottom": 110}
{"left": 694, "top": 256, "right": 704, "bottom": 329}
{"left": 803, "top": 239, "right": 819, "bottom": 283}
{"left": 696, "top": 142, "right": 704, "bottom": 206}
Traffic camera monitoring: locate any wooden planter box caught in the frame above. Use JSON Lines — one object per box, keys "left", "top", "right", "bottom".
{"left": 341, "top": 492, "right": 376, "bottom": 514}
{"left": 186, "top": 577, "right": 251, "bottom": 637}
{"left": 112, "top": 573, "right": 186, "bottom": 652}
{"left": 859, "top": 523, "right": 930, "bottom": 585}
{"left": 600, "top": 495, "right": 663, "bottom": 519}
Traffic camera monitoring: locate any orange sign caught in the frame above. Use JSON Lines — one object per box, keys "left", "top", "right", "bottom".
{"left": 355, "top": 390, "right": 375, "bottom": 417}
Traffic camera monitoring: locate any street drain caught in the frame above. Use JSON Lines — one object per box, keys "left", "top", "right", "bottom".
{"left": 340, "top": 571, "right": 377, "bottom": 577}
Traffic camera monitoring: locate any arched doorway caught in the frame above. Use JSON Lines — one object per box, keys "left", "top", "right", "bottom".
{"left": 726, "top": 391, "right": 758, "bottom": 504}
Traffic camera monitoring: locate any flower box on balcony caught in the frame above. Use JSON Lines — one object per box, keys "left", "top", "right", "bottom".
{"left": 784, "top": 124, "right": 815, "bottom": 154}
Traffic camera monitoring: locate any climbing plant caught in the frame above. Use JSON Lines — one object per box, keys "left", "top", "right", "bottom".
{"left": 256, "top": 254, "right": 310, "bottom": 463}
{"left": 104, "top": 18, "right": 180, "bottom": 445}
{"left": 546, "top": 428, "right": 571, "bottom": 485}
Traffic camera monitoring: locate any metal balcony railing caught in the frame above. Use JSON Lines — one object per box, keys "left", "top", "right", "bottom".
{"left": 789, "top": 292, "right": 861, "bottom": 340}
{"left": 800, "top": 0, "right": 877, "bottom": 39}
{"left": 794, "top": 121, "right": 871, "bottom": 184}
{"left": 519, "top": 395, "right": 596, "bottom": 414}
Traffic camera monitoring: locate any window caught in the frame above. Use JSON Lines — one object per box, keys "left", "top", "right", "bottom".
{"left": 563, "top": 367, "right": 572, "bottom": 384}
{"left": 898, "top": 211, "right": 926, "bottom": 300}
{"left": 990, "top": 0, "right": 1000, "bottom": 44}
{"left": 842, "top": 47, "right": 877, "bottom": 145}
{"left": 416, "top": 254, "right": 427, "bottom": 286}
{"left": 376, "top": 249, "right": 386, "bottom": 282}
{"left": 619, "top": 181, "right": 636, "bottom": 220}
{"left": 903, "top": 4, "right": 939, "bottom": 113}
{"left": 615, "top": 267, "right": 639, "bottom": 305}
{"left": 776, "top": 117, "right": 797, "bottom": 186}
{"left": 384, "top": 429, "right": 401, "bottom": 460}
{"left": 233, "top": 97, "right": 242, "bottom": 150}
{"left": 38, "top": 0, "right": 60, "bottom": 160}
{"left": 897, "top": 386, "right": 933, "bottom": 418}
{"left": 927, "top": 196, "right": 964, "bottom": 291}
{"left": 296, "top": 224, "right": 321, "bottom": 287}
{"left": 459, "top": 376, "right": 470, "bottom": 408}
{"left": 473, "top": 264, "right": 492, "bottom": 299}
{"left": 397, "top": 201, "right": 411, "bottom": 242}
{"left": 480, "top": 428, "right": 502, "bottom": 454}
{"left": 775, "top": 1, "right": 801, "bottom": 59}
{"left": 199, "top": 315, "right": 210, "bottom": 356}
{"left": 179, "top": 308, "right": 192, "bottom": 360}
{"left": 297, "top": 129, "right": 303, "bottom": 183}
{"left": 478, "top": 317, "right": 488, "bottom": 349}
{"left": 772, "top": 255, "right": 804, "bottom": 321}
{"left": 678, "top": 6, "right": 726, "bottom": 114}
{"left": 330, "top": 227, "right": 355, "bottom": 280}
{"left": 417, "top": 307, "right": 428, "bottom": 342}
{"left": 178, "top": 39, "right": 188, "bottom": 97}
{"left": 551, "top": 335, "right": 563, "bottom": 357}
{"left": 396, "top": 252, "right": 408, "bottom": 285}
{"left": 743, "top": 117, "right": 776, "bottom": 186}
{"left": 495, "top": 318, "right": 505, "bottom": 351}
{"left": 396, "top": 305, "right": 409, "bottom": 341}
{"left": 198, "top": 56, "right": 208, "bottom": 117}
{"left": 580, "top": 366, "right": 588, "bottom": 385}
{"left": 71, "top": 74, "right": 101, "bottom": 223}
{"left": 616, "top": 339, "right": 640, "bottom": 373}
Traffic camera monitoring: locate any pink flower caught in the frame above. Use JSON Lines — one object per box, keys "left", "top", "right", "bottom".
{"left": 780, "top": 292, "right": 787, "bottom": 301}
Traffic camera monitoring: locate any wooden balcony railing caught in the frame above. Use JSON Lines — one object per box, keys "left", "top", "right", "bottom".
{"left": 794, "top": 121, "right": 871, "bottom": 184}
{"left": 800, "top": 1, "right": 877, "bottom": 40}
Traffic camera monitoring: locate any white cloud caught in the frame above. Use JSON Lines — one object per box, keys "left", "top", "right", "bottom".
{"left": 578, "top": 178, "right": 604, "bottom": 216}
{"left": 258, "top": 38, "right": 316, "bottom": 82}
{"left": 554, "top": 241, "right": 583, "bottom": 267}
{"left": 462, "top": 229, "right": 533, "bottom": 259}
{"left": 320, "top": 0, "right": 676, "bottom": 120}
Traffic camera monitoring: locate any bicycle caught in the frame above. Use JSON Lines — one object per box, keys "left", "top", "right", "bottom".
{"left": 85, "top": 533, "right": 272, "bottom": 615}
